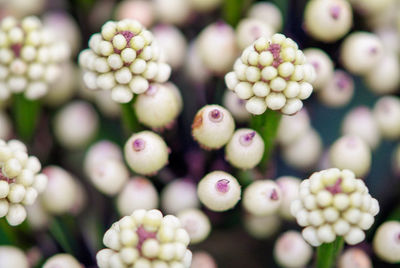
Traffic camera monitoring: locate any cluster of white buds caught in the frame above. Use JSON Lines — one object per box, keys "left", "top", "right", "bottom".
{"left": 0, "top": 139, "right": 47, "bottom": 226}
{"left": 79, "top": 19, "right": 171, "bottom": 103}
{"left": 225, "top": 33, "right": 316, "bottom": 115}
{"left": 291, "top": 168, "right": 379, "bottom": 246}
{"left": 96, "top": 209, "right": 192, "bottom": 268}
{"left": 0, "top": 16, "right": 70, "bottom": 101}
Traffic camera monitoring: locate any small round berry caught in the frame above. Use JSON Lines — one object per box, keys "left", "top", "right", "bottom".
{"left": 243, "top": 180, "right": 282, "bottom": 216}
{"left": 177, "top": 209, "right": 211, "bottom": 244}
{"left": 124, "top": 131, "right": 169, "bottom": 175}
{"left": 304, "top": 48, "right": 334, "bottom": 89}
{"left": 247, "top": 2, "right": 282, "bottom": 32}
{"left": 276, "top": 176, "right": 301, "bottom": 220}
{"left": 365, "top": 53, "right": 400, "bottom": 95}
{"left": 161, "top": 179, "right": 199, "bottom": 215}
{"left": 84, "top": 140, "right": 123, "bottom": 176}
{"left": 373, "top": 96, "right": 400, "bottom": 140}
{"left": 274, "top": 231, "right": 313, "bottom": 268}
{"left": 192, "top": 105, "right": 235, "bottom": 150}
{"left": 373, "top": 221, "right": 400, "bottom": 263}
{"left": 43, "top": 254, "right": 82, "bottom": 268}
{"left": 329, "top": 135, "right": 371, "bottom": 178}
{"left": 197, "top": 171, "right": 241, "bottom": 212}
{"left": 338, "top": 248, "right": 372, "bottom": 268}
{"left": 304, "top": 0, "right": 352, "bottom": 42}
{"left": 225, "top": 129, "right": 264, "bottom": 170}
{"left": 318, "top": 70, "right": 354, "bottom": 108}
{"left": 0, "top": 246, "right": 29, "bottom": 268}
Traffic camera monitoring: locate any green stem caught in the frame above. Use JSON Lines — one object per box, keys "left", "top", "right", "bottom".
{"left": 316, "top": 237, "right": 344, "bottom": 268}
{"left": 250, "top": 110, "right": 282, "bottom": 170}
{"left": 120, "top": 99, "right": 140, "bottom": 134}
{"left": 223, "top": 0, "right": 250, "bottom": 27}
{"left": 48, "top": 217, "right": 75, "bottom": 254}
{"left": 13, "top": 93, "right": 41, "bottom": 142}
{"left": 0, "top": 218, "right": 18, "bottom": 245}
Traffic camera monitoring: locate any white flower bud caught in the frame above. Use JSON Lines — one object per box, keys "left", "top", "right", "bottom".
{"left": 243, "top": 180, "right": 282, "bottom": 216}
{"left": 154, "top": 0, "right": 190, "bottom": 25}
{"left": 43, "top": 254, "right": 82, "bottom": 268}
{"left": 274, "top": 231, "right": 313, "bottom": 268}
{"left": 318, "top": 70, "right": 354, "bottom": 108}
{"left": 338, "top": 248, "right": 372, "bottom": 268}
{"left": 161, "top": 179, "right": 199, "bottom": 215}
{"left": 373, "top": 96, "right": 400, "bottom": 140}
{"left": 191, "top": 251, "right": 217, "bottom": 268}
{"left": 365, "top": 53, "right": 400, "bottom": 95}
{"left": 247, "top": 2, "right": 282, "bottom": 31}
{"left": 0, "top": 246, "right": 29, "bottom": 268}
{"left": 178, "top": 209, "right": 211, "bottom": 244}
{"left": 373, "top": 221, "right": 400, "bottom": 263}
{"left": 244, "top": 214, "right": 280, "bottom": 239}
{"left": 276, "top": 176, "right": 301, "bottom": 220}
{"left": 235, "top": 18, "right": 274, "bottom": 50}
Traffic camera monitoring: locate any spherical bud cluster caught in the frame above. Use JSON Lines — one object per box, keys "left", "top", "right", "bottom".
{"left": 222, "top": 90, "right": 250, "bottom": 123}
{"left": 365, "top": 53, "right": 399, "bottom": 95}
{"left": 124, "top": 131, "right": 169, "bottom": 175}
{"left": 96, "top": 209, "right": 192, "bottom": 268}
{"left": 43, "top": 254, "right": 82, "bottom": 268}
{"left": 338, "top": 248, "right": 372, "bottom": 268}
{"left": 341, "top": 106, "right": 381, "bottom": 149}
{"left": 276, "top": 176, "right": 301, "bottom": 220}
{"left": 196, "top": 21, "right": 238, "bottom": 74}
{"left": 243, "top": 180, "right": 282, "bottom": 216}
{"left": 235, "top": 18, "right": 274, "bottom": 51}
{"left": 0, "top": 246, "right": 29, "bottom": 268}
{"left": 340, "top": 32, "right": 383, "bottom": 75}
{"left": 373, "top": 96, "right": 400, "bottom": 140}
{"left": 225, "top": 34, "right": 316, "bottom": 115}
{"left": 177, "top": 208, "right": 211, "bottom": 244}
{"left": 372, "top": 221, "right": 400, "bottom": 263}
{"left": 273, "top": 231, "right": 313, "bottom": 268}
{"left": 243, "top": 214, "right": 281, "bottom": 239}
{"left": 0, "top": 110, "right": 12, "bottom": 140}
{"left": 192, "top": 105, "right": 235, "bottom": 150}
{"left": 291, "top": 168, "right": 379, "bottom": 246}
{"left": 184, "top": 42, "right": 211, "bottom": 83}
{"left": 117, "top": 177, "right": 159, "bottom": 216}
{"left": 349, "top": 0, "right": 395, "bottom": 16}
{"left": 0, "top": 139, "right": 47, "bottom": 226}
{"left": 0, "top": 16, "right": 70, "bottom": 101}
{"left": 134, "top": 83, "right": 182, "bottom": 129}
{"left": 154, "top": 0, "right": 190, "bottom": 25}
{"left": 161, "top": 179, "right": 199, "bottom": 214}
{"left": 304, "top": 48, "right": 334, "bottom": 90}
{"left": 247, "top": 2, "right": 282, "bottom": 32}
{"left": 40, "top": 166, "right": 83, "bottom": 215}
{"left": 225, "top": 129, "right": 264, "bottom": 170}
{"left": 79, "top": 19, "right": 171, "bottom": 103}
{"left": 197, "top": 171, "right": 241, "bottom": 212}
{"left": 191, "top": 251, "right": 217, "bottom": 268}
{"left": 329, "top": 135, "right": 371, "bottom": 178}
{"left": 54, "top": 101, "right": 99, "bottom": 150}
{"left": 317, "top": 70, "right": 354, "bottom": 108}
{"left": 304, "top": 0, "right": 352, "bottom": 42}
{"left": 115, "top": 0, "right": 155, "bottom": 28}
{"left": 277, "top": 108, "right": 310, "bottom": 146}
{"left": 153, "top": 24, "right": 187, "bottom": 70}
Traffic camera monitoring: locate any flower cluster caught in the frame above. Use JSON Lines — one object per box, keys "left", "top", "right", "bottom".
{"left": 0, "top": 139, "right": 47, "bottom": 226}
{"left": 225, "top": 33, "right": 315, "bottom": 115}
{"left": 291, "top": 168, "right": 379, "bottom": 246}
{"left": 0, "top": 16, "right": 69, "bottom": 101}
{"left": 79, "top": 19, "right": 171, "bottom": 103}
{"left": 96, "top": 209, "right": 192, "bottom": 268}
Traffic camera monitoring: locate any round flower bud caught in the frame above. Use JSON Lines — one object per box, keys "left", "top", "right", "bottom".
{"left": 117, "top": 177, "right": 159, "bottom": 216}
{"left": 0, "top": 246, "right": 29, "bottom": 268}
{"left": 329, "top": 135, "right": 371, "bottom": 178}
{"left": 124, "top": 131, "right": 169, "bottom": 175}
{"left": 41, "top": 166, "right": 80, "bottom": 215}
{"left": 184, "top": 42, "right": 212, "bottom": 83}
{"left": 244, "top": 213, "right": 280, "bottom": 239}
{"left": 134, "top": 83, "right": 182, "bottom": 129}
{"left": 43, "top": 254, "right": 82, "bottom": 268}
{"left": 153, "top": 24, "right": 187, "bottom": 70}
{"left": 340, "top": 32, "right": 383, "bottom": 75}
{"left": 153, "top": 0, "right": 190, "bottom": 25}
{"left": 373, "top": 96, "right": 400, "bottom": 140}
{"left": 191, "top": 251, "right": 217, "bottom": 268}
{"left": 197, "top": 22, "right": 238, "bottom": 74}
{"left": 349, "top": 0, "right": 395, "bottom": 16}
{"left": 341, "top": 106, "right": 381, "bottom": 149}
{"left": 247, "top": 2, "right": 282, "bottom": 32}
{"left": 192, "top": 105, "right": 235, "bottom": 150}
{"left": 225, "top": 129, "right": 264, "bottom": 170}
{"left": 161, "top": 179, "right": 199, "bottom": 215}
{"left": 276, "top": 176, "right": 301, "bottom": 220}
{"left": 318, "top": 70, "right": 354, "bottom": 108}
{"left": 197, "top": 171, "right": 241, "bottom": 212}
{"left": 84, "top": 140, "right": 123, "bottom": 176}
{"left": 177, "top": 209, "right": 211, "bottom": 244}
{"left": 277, "top": 108, "right": 310, "bottom": 146}
{"left": 292, "top": 168, "right": 379, "bottom": 246}
{"left": 375, "top": 27, "right": 399, "bottom": 55}
{"left": 304, "top": 0, "right": 352, "bottom": 42}
{"left": 365, "top": 53, "right": 400, "bottom": 95}
{"left": 0, "top": 111, "right": 12, "bottom": 140}
{"left": 97, "top": 209, "right": 192, "bottom": 268}
{"left": 373, "top": 221, "right": 400, "bottom": 263}
{"left": 235, "top": 18, "right": 274, "bottom": 50}
{"left": 243, "top": 180, "right": 282, "bottom": 216}
{"left": 26, "top": 200, "right": 49, "bottom": 230}
{"left": 274, "top": 231, "right": 313, "bottom": 268}
{"left": 304, "top": 48, "right": 334, "bottom": 89}
{"left": 115, "top": 0, "right": 155, "bottom": 28}
{"left": 338, "top": 248, "right": 372, "bottom": 268}
{"left": 222, "top": 90, "right": 250, "bottom": 123}
{"left": 225, "top": 34, "right": 315, "bottom": 115}
{"left": 282, "top": 128, "right": 323, "bottom": 171}
{"left": 54, "top": 101, "right": 99, "bottom": 150}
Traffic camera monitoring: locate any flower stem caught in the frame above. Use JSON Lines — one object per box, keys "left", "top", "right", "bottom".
{"left": 316, "top": 237, "right": 344, "bottom": 268}
{"left": 49, "top": 217, "right": 75, "bottom": 255}
{"left": 223, "top": 0, "right": 253, "bottom": 27}
{"left": 13, "top": 93, "right": 41, "bottom": 142}
{"left": 120, "top": 99, "right": 140, "bottom": 134}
